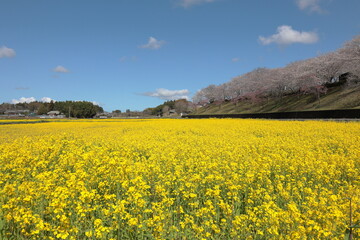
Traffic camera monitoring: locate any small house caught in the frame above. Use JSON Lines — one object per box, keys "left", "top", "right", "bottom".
{"left": 169, "top": 109, "right": 177, "bottom": 116}
{"left": 47, "top": 111, "right": 65, "bottom": 118}
{"left": 47, "top": 111, "right": 61, "bottom": 116}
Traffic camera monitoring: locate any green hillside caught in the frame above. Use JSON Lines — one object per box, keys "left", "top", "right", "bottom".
{"left": 193, "top": 84, "right": 360, "bottom": 115}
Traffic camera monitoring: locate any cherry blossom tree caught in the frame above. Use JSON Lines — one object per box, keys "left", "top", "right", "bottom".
{"left": 338, "top": 36, "right": 360, "bottom": 82}
{"left": 192, "top": 35, "right": 359, "bottom": 106}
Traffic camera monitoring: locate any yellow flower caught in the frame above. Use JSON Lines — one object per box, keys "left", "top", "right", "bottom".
{"left": 0, "top": 119, "right": 358, "bottom": 239}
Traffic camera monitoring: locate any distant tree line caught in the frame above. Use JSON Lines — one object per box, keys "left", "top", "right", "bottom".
{"left": 143, "top": 99, "right": 195, "bottom": 116}
{"left": 193, "top": 35, "right": 360, "bottom": 105}
{"left": 0, "top": 101, "right": 103, "bottom": 118}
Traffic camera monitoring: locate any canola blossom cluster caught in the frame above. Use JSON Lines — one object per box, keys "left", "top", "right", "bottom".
{"left": 0, "top": 119, "right": 359, "bottom": 239}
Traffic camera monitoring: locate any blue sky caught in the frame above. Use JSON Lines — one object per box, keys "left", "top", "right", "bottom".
{"left": 1, "top": 0, "right": 359, "bottom": 111}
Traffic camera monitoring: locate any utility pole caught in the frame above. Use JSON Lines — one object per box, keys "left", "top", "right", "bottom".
{"left": 68, "top": 106, "right": 71, "bottom": 119}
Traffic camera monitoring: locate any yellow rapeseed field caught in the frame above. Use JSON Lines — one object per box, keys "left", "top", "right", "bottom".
{"left": 0, "top": 119, "right": 359, "bottom": 239}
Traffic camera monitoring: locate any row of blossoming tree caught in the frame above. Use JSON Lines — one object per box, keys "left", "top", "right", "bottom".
{"left": 193, "top": 36, "right": 360, "bottom": 105}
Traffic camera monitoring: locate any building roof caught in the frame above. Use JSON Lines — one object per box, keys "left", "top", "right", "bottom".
{"left": 47, "top": 111, "right": 61, "bottom": 115}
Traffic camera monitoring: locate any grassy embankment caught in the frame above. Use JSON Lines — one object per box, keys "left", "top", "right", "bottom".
{"left": 194, "top": 84, "right": 360, "bottom": 115}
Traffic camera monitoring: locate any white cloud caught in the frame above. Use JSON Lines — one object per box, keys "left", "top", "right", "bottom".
{"left": 296, "top": 0, "right": 323, "bottom": 13}
{"left": 232, "top": 58, "right": 240, "bottom": 62}
{"left": 139, "top": 37, "right": 166, "bottom": 50}
{"left": 92, "top": 101, "right": 100, "bottom": 106}
{"left": 259, "top": 25, "right": 319, "bottom": 46}
{"left": 11, "top": 97, "right": 36, "bottom": 104}
{"left": 143, "top": 88, "right": 190, "bottom": 100}
{"left": 11, "top": 97, "right": 56, "bottom": 104}
{"left": 41, "top": 97, "right": 55, "bottom": 103}
{"left": 53, "top": 65, "right": 69, "bottom": 73}
{"left": 0, "top": 46, "right": 16, "bottom": 58}
{"left": 179, "top": 0, "right": 216, "bottom": 8}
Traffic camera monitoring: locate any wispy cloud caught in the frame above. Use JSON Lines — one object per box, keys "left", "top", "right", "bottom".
{"left": 15, "top": 87, "right": 30, "bottom": 90}
{"left": 142, "top": 88, "right": 190, "bottom": 100}
{"left": 120, "top": 56, "right": 138, "bottom": 62}
{"left": 259, "top": 25, "right": 319, "bottom": 46}
{"left": 53, "top": 65, "right": 69, "bottom": 73}
{"left": 296, "top": 0, "right": 324, "bottom": 13}
{"left": 232, "top": 58, "right": 240, "bottom": 62}
{"left": 0, "top": 46, "right": 16, "bottom": 58}
{"left": 178, "top": 0, "right": 217, "bottom": 8}
{"left": 139, "top": 37, "right": 166, "bottom": 50}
